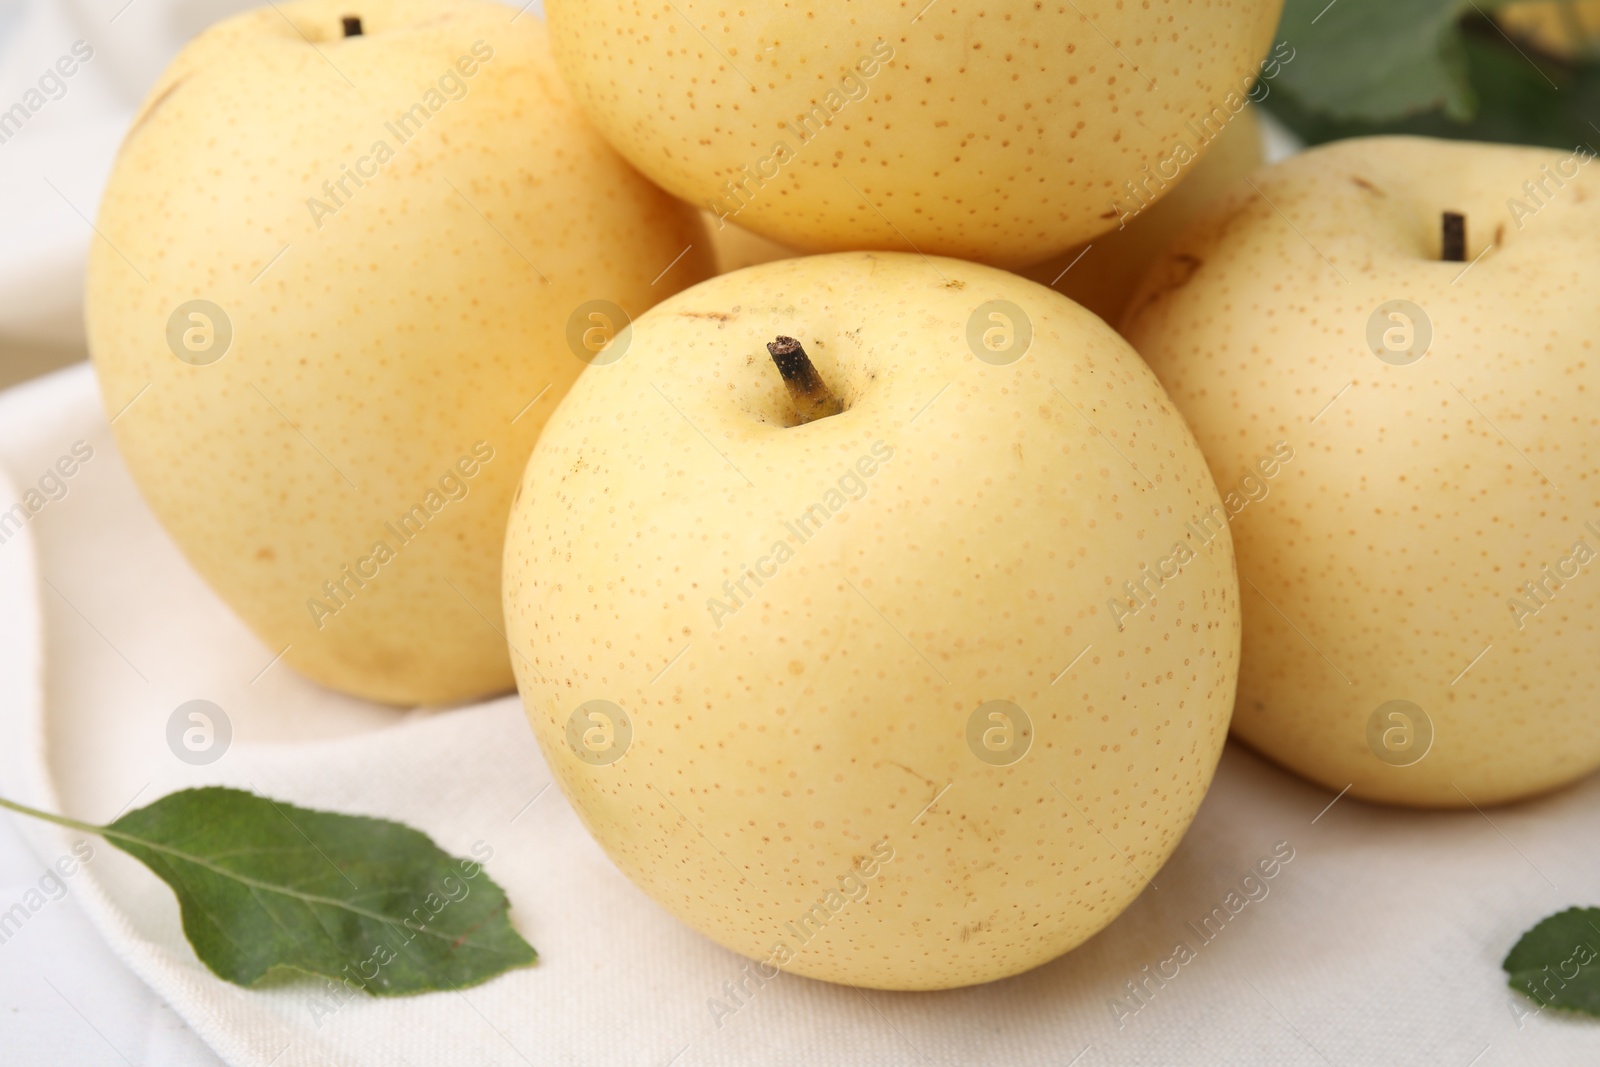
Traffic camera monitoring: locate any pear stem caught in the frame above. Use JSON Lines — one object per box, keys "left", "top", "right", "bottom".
{"left": 342, "top": 15, "right": 363, "bottom": 37}
{"left": 1442, "top": 211, "right": 1465, "bottom": 262}
{"left": 766, "top": 336, "right": 843, "bottom": 425}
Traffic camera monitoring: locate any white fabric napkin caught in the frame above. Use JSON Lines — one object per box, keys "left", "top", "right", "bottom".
{"left": 1, "top": 362, "right": 1596, "bottom": 1067}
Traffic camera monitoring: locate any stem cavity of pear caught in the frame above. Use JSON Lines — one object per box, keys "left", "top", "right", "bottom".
{"left": 1442, "top": 211, "right": 1465, "bottom": 262}
{"left": 767, "top": 336, "right": 844, "bottom": 425}
{"left": 342, "top": 15, "right": 363, "bottom": 37}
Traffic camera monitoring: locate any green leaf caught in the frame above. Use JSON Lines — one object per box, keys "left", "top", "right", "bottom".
{"left": 1266, "top": 27, "right": 1600, "bottom": 149}
{"left": 1503, "top": 907, "right": 1600, "bottom": 1017}
{"left": 1271, "top": 0, "right": 1478, "bottom": 122}
{"left": 1, "top": 788, "right": 536, "bottom": 995}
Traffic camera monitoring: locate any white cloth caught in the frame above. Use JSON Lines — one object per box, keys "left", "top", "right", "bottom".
{"left": 1, "top": 2, "right": 1598, "bottom": 1064}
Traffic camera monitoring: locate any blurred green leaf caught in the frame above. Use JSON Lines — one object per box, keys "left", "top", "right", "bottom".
{"left": 1266, "top": 0, "right": 1600, "bottom": 149}
{"left": 1504, "top": 906, "right": 1600, "bottom": 1017}
{"left": 1269, "top": 25, "right": 1600, "bottom": 147}
{"left": 1273, "top": 0, "right": 1478, "bottom": 121}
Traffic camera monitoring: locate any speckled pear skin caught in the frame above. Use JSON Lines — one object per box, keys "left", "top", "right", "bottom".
{"left": 545, "top": 0, "right": 1284, "bottom": 267}
{"left": 86, "top": 0, "right": 713, "bottom": 705}
{"left": 1022, "top": 105, "right": 1264, "bottom": 328}
{"left": 1122, "top": 136, "right": 1600, "bottom": 807}
{"left": 503, "top": 252, "right": 1240, "bottom": 989}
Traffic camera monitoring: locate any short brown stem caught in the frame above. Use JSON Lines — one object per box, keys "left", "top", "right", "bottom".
{"left": 342, "top": 15, "right": 363, "bottom": 37}
{"left": 766, "top": 336, "right": 843, "bottom": 425}
{"left": 1442, "top": 211, "right": 1465, "bottom": 262}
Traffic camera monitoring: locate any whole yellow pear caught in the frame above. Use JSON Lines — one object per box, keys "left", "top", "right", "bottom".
{"left": 503, "top": 252, "right": 1241, "bottom": 989}
{"left": 1122, "top": 136, "right": 1600, "bottom": 807}
{"left": 546, "top": 0, "right": 1286, "bottom": 266}
{"left": 87, "top": 0, "right": 713, "bottom": 705}
{"left": 1022, "top": 105, "right": 1263, "bottom": 326}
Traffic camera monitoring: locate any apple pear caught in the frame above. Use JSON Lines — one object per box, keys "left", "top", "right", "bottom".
{"left": 1498, "top": 0, "right": 1600, "bottom": 59}
{"left": 1122, "top": 136, "right": 1600, "bottom": 807}
{"left": 545, "top": 0, "right": 1286, "bottom": 266}
{"left": 87, "top": 0, "right": 713, "bottom": 705}
{"left": 503, "top": 251, "right": 1241, "bottom": 989}
{"left": 1022, "top": 105, "right": 1263, "bottom": 327}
